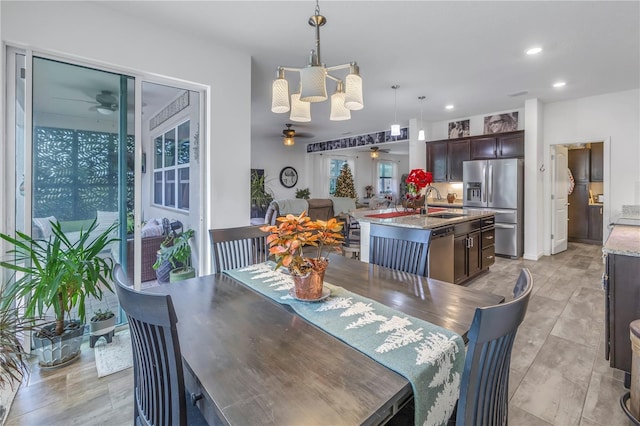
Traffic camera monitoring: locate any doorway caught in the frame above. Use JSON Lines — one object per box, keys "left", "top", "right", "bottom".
{"left": 549, "top": 140, "right": 608, "bottom": 255}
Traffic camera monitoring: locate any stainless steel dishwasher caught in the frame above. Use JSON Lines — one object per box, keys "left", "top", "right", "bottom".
{"left": 428, "top": 225, "right": 455, "bottom": 282}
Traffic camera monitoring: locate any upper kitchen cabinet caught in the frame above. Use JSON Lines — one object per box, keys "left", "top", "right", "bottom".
{"left": 590, "top": 142, "right": 604, "bottom": 182}
{"left": 447, "top": 139, "right": 470, "bottom": 182}
{"left": 426, "top": 139, "right": 470, "bottom": 182}
{"left": 568, "top": 148, "right": 590, "bottom": 182}
{"left": 469, "top": 131, "right": 525, "bottom": 160}
{"left": 426, "top": 140, "right": 448, "bottom": 182}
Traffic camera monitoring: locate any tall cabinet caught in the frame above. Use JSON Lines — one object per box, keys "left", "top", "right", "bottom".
{"left": 568, "top": 146, "right": 603, "bottom": 244}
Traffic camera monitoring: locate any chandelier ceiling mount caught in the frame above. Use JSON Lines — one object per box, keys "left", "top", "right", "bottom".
{"left": 271, "top": 0, "right": 364, "bottom": 122}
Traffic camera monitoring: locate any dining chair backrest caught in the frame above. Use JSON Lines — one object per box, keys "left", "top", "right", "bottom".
{"left": 369, "top": 223, "right": 432, "bottom": 276}
{"left": 456, "top": 268, "right": 533, "bottom": 426}
{"left": 114, "top": 265, "right": 187, "bottom": 426}
{"left": 210, "top": 225, "right": 269, "bottom": 273}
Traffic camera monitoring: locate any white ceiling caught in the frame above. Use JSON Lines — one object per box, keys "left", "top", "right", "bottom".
{"left": 91, "top": 1, "right": 639, "bottom": 147}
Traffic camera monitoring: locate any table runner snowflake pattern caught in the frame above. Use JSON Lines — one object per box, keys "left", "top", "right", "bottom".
{"left": 225, "top": 263, "right": 465, "bottom": 426}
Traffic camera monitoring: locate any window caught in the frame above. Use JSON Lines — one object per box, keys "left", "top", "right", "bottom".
{"left": 329, "top": 159, "right": 347, "bottom": 195}
{"left": 378, "top": 162, "right": 394, "bottom": 194}
{"left": 154, "top": 120, "right": 190, "bottom": 210}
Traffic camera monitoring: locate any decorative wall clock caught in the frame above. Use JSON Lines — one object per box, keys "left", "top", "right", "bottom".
{"left": 279, "top": 166, "right": 298, "bottom": 188}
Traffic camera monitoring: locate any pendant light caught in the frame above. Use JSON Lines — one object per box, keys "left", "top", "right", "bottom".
{"left": 390, "top": 85, "right": 400, "bottom": 136}
{"left": 418, "top": 95, "right": 426, "bottom": 141}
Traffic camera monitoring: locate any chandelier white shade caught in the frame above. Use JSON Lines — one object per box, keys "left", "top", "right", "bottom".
{"left": 271, "top": 0, "right": 363, "bottom": 122}
{"left": 289, "top": 91, "right": 311, "bottom": 122}
{"left": 271, "top": 72, "right": 290, "bottom": 113}
{"left": 330, "top": 81, "right": 351, "bottom": 121}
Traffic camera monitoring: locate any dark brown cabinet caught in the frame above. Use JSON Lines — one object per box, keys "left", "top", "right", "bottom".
{"left": 605, "top": 253, "right": 640, "bottom": 381}
{"left": 568, "top": 182, "right": 590, "bottom": 240}
{"left": 568, "top": 148, "right": 590, "bottom": 182}
{"left": 453, "top": 218, "right": 492, "bottom": 285}
{"left": 426, "top": 141, "right": 448, "bottom": 182}
{"left": 588, "top": 205, "right": 603, "bottom": 242}
{"left": 590, "top": 142, "right": 603, "bottom": 182}
{"left": 447, "top": 140, "right": 470, "bottom": 182}
{"left": 426, "top": 139, "right": 469, "bottom": 182}
{"left": 469, "top": 132, "right": 524, "bottom": 160}
{"left": 428, "top": 132, "right": 524, "bottom": 181}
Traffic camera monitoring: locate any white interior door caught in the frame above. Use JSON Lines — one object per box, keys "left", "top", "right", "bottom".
{"left": 551, "top": 145, "right": 569, "bottom": 254}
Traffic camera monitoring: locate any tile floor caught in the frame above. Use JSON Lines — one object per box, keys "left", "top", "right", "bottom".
{"left": 6, "top": 242, "right": 634, "bottom": 425}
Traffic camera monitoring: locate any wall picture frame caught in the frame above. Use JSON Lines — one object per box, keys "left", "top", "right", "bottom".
{"left": 279, "top": 166, "right": 298, "bottom": 188}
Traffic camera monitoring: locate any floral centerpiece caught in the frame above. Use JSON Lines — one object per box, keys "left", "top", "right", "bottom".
{"left": 403, "top": 168, "right": 433, "bottom": 210}
{"left": 260, "top": 211, "right": 344, "bottom": 299}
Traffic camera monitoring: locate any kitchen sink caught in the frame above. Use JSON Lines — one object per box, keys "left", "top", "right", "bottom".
{"left": 428, "top": 213, "right": 466, "bottom": 219}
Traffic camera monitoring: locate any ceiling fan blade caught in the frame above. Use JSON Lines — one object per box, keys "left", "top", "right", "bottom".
{"left": 53, "top": 96, "right": 98, "bottom": 104}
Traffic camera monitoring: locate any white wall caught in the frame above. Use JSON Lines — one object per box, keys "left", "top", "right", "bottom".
{"left": 1, "top": 1, "right": 252, "bottom": 232}
{"left": 2, "top": 1, "right": 252, "bottom": 275}
{"left": 542, "top": 89, "right": 640, "bottom": 252}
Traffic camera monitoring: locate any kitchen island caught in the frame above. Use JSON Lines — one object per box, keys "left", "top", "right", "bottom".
{"left": 603, "top": 224, "right": 640, "bottom": 387}
{"left": 353, "top": 207, "right": 496, "bottom": 284}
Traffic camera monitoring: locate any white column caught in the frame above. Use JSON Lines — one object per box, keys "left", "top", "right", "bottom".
{"left": 523, "top": 98, "right": 545, "bottom": 260}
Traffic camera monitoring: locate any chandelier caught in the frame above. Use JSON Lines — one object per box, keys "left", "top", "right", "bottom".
{"left": 271, "top": 0, "right": 364, "bottom": 122}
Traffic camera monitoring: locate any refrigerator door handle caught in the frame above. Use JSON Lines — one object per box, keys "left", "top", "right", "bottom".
{"left": 482, "top": 164, "right": 487, "bottom": 203}
{"left": 494, "top": 223, "right": 516, "bottom": 229}
{"left": 488, "top": 164, "right": 494, "bottom": 203}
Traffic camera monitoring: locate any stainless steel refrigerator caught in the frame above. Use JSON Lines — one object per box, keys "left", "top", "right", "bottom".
{"left": 463, "top": 158, "right": 524, "bottom": 258}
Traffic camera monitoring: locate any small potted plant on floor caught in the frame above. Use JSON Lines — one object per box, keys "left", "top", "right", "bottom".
{"left": 0, "top": 219, "right": 118, "bottom": 368}
{"left": 153, "top": 229, "right": 196, "bottom": 283}
{"left": 90, "top": 308, "right": 116, "bottom": 336}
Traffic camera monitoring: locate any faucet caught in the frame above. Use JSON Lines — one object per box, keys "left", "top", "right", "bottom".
{"left": 424, "top": 185, "right": 442, "bottom": 202}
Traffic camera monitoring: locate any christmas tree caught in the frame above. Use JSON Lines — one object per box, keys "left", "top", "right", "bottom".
{"left": 334, "top": 163, "right": 357, "bottom": 199}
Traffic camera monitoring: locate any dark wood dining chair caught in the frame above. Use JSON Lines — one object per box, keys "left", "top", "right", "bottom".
{"left": 455, "top": 268, "right": 533, "bottom": 426}
{"left": 113, "top": 265, "right": 208, "bottom": 426}
{"left": 369, "top": 223, "right": 432, "bottom": 276}
{"left": 210, "top": 225, "right": 269, "bottom": 273}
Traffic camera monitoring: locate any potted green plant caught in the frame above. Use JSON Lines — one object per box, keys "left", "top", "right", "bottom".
{"left": 295, "top": 188, "right": 311, "bottom": 199}
{"left": 0, "top": 297, "right": 31, "bottom": 390}
{"left": 89, "top": 308, "right": 116, "bottom": 336}
{"left": 251, "top": 170, "right": 274, "bottom": 219}
{"left": 153, "top": 229, "right": 195, "bottom": 283}
{"left": 0, "top": 219, "right": 118, "bottom": 368}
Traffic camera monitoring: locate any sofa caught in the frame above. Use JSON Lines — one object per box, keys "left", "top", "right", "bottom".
{"left": 263, "top": 197, "right": 357, "bottom": 225}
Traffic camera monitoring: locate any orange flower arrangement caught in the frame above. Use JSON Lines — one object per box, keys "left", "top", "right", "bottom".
{"left": 260, "top": 211, "right": 344, "bottom": 276}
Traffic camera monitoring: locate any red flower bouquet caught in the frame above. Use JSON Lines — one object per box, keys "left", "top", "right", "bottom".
{"left": 405, "top": 169, "right": 433, "bottom": 196}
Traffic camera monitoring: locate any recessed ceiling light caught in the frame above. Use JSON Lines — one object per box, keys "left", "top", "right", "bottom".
{"left": 553, "top": 81, "right": 566, "bottom": 88}
{"left": 445, "top": 105, "right": 454, "bottom": 110}
{"left": 526, "top": 46, "right": 543, "bottom": 55}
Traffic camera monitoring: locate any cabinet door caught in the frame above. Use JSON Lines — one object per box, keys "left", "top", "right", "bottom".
{"left": 588, "top": 205, "right": 603, "bottom": 242}
{"left": 426, "top": 141, "right": 448, "bottom": 182}
{"left": 453, "top": 234, "right": 468, "bottom": 284}
{"left": 590, "top": 143, "right": 603, "bottom": 182}
{"left": 498, "top": 133, "right": 524, "bottom": 158}
{"left": 470, "top": 137, "right": 497, "bottom": 160}
{"left": 467, "top": 231, "right": 482, "bottom": 277}
{"left": 447, "top": 140, "right": 470, "bottom": 182}
{"left": 568, "top": 148, "right": 590, "bottom": 182}
{"left": 568, "top": 182, "right": 589, "bottom": 240}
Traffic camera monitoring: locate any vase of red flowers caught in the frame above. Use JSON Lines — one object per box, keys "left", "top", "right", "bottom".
{"left": 402, "top": 168, "right": 433, "bottom": 211}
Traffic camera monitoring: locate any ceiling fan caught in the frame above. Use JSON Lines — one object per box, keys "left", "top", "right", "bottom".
{"left": 359, "top": 146, "right": 390, "bottom": 158}
{"left": 55, "top": 90, "right": 119, "bottom": 115}
{"left": 281, "top": 123, "right": 312, "bottom": 146}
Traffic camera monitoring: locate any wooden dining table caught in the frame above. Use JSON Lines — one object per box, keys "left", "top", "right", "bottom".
{"left": 146, "top": 255, "right": 504, "bottom": 425}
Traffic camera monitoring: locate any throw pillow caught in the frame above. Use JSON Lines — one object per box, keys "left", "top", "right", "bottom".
{"left": 140, "top": 222, "right": 163, "bottom": 238}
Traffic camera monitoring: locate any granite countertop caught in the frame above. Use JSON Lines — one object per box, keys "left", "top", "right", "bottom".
{"left": 603, "top": 225, "right": 640, "bottom": 257}
{"left": 352, "top": 207, "right": 495, "bottom": 230}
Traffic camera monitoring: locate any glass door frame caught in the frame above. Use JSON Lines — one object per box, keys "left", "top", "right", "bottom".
{"left": 3, "top": 44, "right": 208, "bottom": 292}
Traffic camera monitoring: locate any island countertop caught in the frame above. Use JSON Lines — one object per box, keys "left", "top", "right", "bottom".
{"left": 603, "top": 225, "right": 640, "bottom": 257}
{"left": 352, "top": 207, "right": 495, "bottom": 229}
